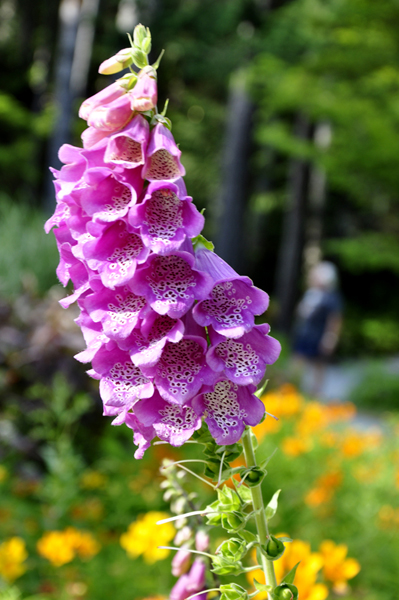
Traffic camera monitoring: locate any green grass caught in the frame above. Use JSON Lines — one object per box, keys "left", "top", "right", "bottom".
{"left": 0, "top": 195, "right": 59, "bottom": 298}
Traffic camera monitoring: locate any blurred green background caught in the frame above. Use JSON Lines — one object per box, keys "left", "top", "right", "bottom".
{"left": 1, "top": 0, "right": 399, "bottom": 599}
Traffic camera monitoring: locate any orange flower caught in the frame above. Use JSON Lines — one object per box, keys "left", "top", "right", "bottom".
{"left": 282, "top": 436, "right": 312, "bottom": 457}
{"left": 305, "top": 471, "right": 342, "bottom": 507}
{"left": 324, "top": 402, "right": 356, "bottom": 423}
{"left": 247, "top": 537, "right": 328, "bottom": 600}
{"left": 296, "top": 403, "right": 328, "bottom": 437}
{"left": 319, "top": 540, "right": 360, "bottom": 593}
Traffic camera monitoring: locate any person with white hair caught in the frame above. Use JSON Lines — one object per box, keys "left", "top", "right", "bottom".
{"left": 292, "top": 261, "right": 343, "bottom": 395}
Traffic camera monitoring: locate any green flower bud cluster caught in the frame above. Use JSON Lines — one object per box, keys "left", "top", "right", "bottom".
{"left": 193, "top": 427, "right": 243, "bottom": 483}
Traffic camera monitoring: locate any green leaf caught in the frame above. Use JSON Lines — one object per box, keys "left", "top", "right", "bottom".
{"left": 255, "top": 379, "right": 269, "bottom": 398}
{"left": 278, "top": 537, "right": 293, "bottom": 543}
{"left": 192, "top": 234, "right": 214, "bottom": 251}
{"left": 265, "top": 489, "right": 281, "bottom": 521}
{"left": 282, "top": 562, "right": 300, "bottom": 585}
{"left": 238, "top": 529, "right": 258, "bottom": 543}
{"left": 254, "top": 580, "right": 273, "bottom": 593}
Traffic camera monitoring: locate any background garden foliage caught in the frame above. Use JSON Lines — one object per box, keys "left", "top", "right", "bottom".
{"left": 1, "top": 0, "right": 399, "bottom": 599}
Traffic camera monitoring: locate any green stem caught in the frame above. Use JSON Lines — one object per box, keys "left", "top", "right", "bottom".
{"left": 241, "top": 428, "right": 278, "bottom": 590}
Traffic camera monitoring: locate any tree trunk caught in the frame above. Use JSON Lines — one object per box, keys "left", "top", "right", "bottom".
{"left": 44, "top": 0, "right": 99, "bottom": 213}
{"left": 275, "top": 113, "right": 312, "bottom": 335}
{"left": 215, "top": 70, "right": 253, "bottom": 273}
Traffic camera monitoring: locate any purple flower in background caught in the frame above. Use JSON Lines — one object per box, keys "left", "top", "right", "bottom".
{"left": 132, "top": 251, "right": 212, "bottom": 318}
{"left": 172, "top": 547, "right": 191, "bottom": 577}
{"left": 192, "top": 379, "right": 265, "bottom": 444}
{"left": 206, "top": 324, "right": 281, "bottom": 386}
{"left": 143, "top": 123, "right": 185, "bottom": 181}
{"left": 128, "top": 181, "right": 204, "bottom": 254}
{"left": 104, "top": 114, "right": 150, "bottom": 168}
{"left": 170, "top": 559, "right": 207, "bottom": 600}
{"left": 134, "top": 391, "right": 202, "bottom": 446}
{"left": 193, "top": 248, "right": 269, "bottom": 338}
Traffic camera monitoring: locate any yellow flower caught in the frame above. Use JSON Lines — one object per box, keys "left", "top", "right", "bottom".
{"left": 305, "top": 471, "right": 342, "bottom": 507}
{"left": 247, "top": 537, "right": 328, "bottom": 600}
{"left": 120, "top": 511, "right": 175, "bottom": 563}
{"left": 64, "top": 527, "right": 101, "bottom": 559}
{"left": 282, "top": 436, "right": 312, "bottom": 457}
{"left": 319, "top": 540, "right": 360, "bottom": 592}
{"left": 37, "top": 528, "right": 100, "bottom": 567}
{"left": 80, "top": 470, "right": 108, "bottom": 490}
{"left": 37, "top": 531, "right": 75, "bottom": 567}
{"left": 0, "top": 537, "right": 28, "bottom": 582}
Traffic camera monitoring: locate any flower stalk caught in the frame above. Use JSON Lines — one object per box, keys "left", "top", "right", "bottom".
{"left": 241, "top": 428, "right": 278, "bottom": 590}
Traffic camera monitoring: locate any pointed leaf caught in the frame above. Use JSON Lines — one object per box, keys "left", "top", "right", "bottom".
{"left": 277, "top": 537, "right": 293, "bottom": 543}
{"left": 282, "top": 562, "right": 300, "bottom": 585}
{"left": 238, "top": 529, "right": 258, "bottom": 543}
{"left": 265, "top": 489, "right": 281, "bottom": 521}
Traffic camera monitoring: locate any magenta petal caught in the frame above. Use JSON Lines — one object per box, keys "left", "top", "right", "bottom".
{"left": 92, "top": 346, "right": 154, "bottom": 410}
{"left": 81, "top": 127, "right": 111, "bottom": 149}
{"left": 140, "top": 335, "right": 209, "bottom": 405}
{"left": 142, "top": 123, "right": 185, "bottom": 182}
{"left": 77, "top": 167, "right": 143, "bottom": 223}
{"left": 131, "top": 251, "right": 213, "bottom": 319}
{"left": 193, "top": 248, "right": 269, "bottom": 338}
{"left": 104, "top": 114, "right": 150, "bottom": 168}
{"left": 79, "top": 81, "right": 126, "bottom": 121}
{"left": 83, "top": 220, "right": 149, "bottom": 289}
{"left": 88, "top": 93, "right": 134, "bottom": 133}
{"left": 206, "top": 324, "right": 281, "bottom": 386}
{"left": 192, "top": 379, "right": 264, "bottom": 445}
{"left": 82, "top": 283, "right": 148, "bottom": 341}
{"left": 134, "top": 392, "right": 201, "bottom": 446}
{"left": 124, "top": 312, "right": 184, "bottom": 368}
{"left": 128, "top": 181, "right": 204, "bottom": 255}
{"left": 124, "top": 413, "right": 156, "bottom": 459}
{"left": 129, "top": 67, "right": 158, "bottom": 112}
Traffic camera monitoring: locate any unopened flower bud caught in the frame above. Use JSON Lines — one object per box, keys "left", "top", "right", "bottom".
{"left": 134, "top": 24, "right": 150, "bottom": 48}
{"left": 99, "top": 48, "right": 133, "bottom": 75}
{"left": 174, "top": 526, "right": 192, "bottom": 546}
{"left": 132, "top": 48, "right": 148, "bottom": 69}
{"left": 172, "top": 546, "right": 191, "bottom": 577}
{"left": 274, "top": 584, "right": 298, "bottom": 600}
{"left": 216, "top": 538, "right": 246, "bottom": 562}
{"left": 261, "top": 535, "right": 285, "bottom": 561}
{"left": 195, "top": 530, "right": 209, "bottom": 552}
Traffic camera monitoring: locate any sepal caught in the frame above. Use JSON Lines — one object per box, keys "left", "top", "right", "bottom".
{"left": 220, "top": 584, "right": 248, "bottom": 600}
{"left": 260, "top": 535, "right": 285, "bottom": 561}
